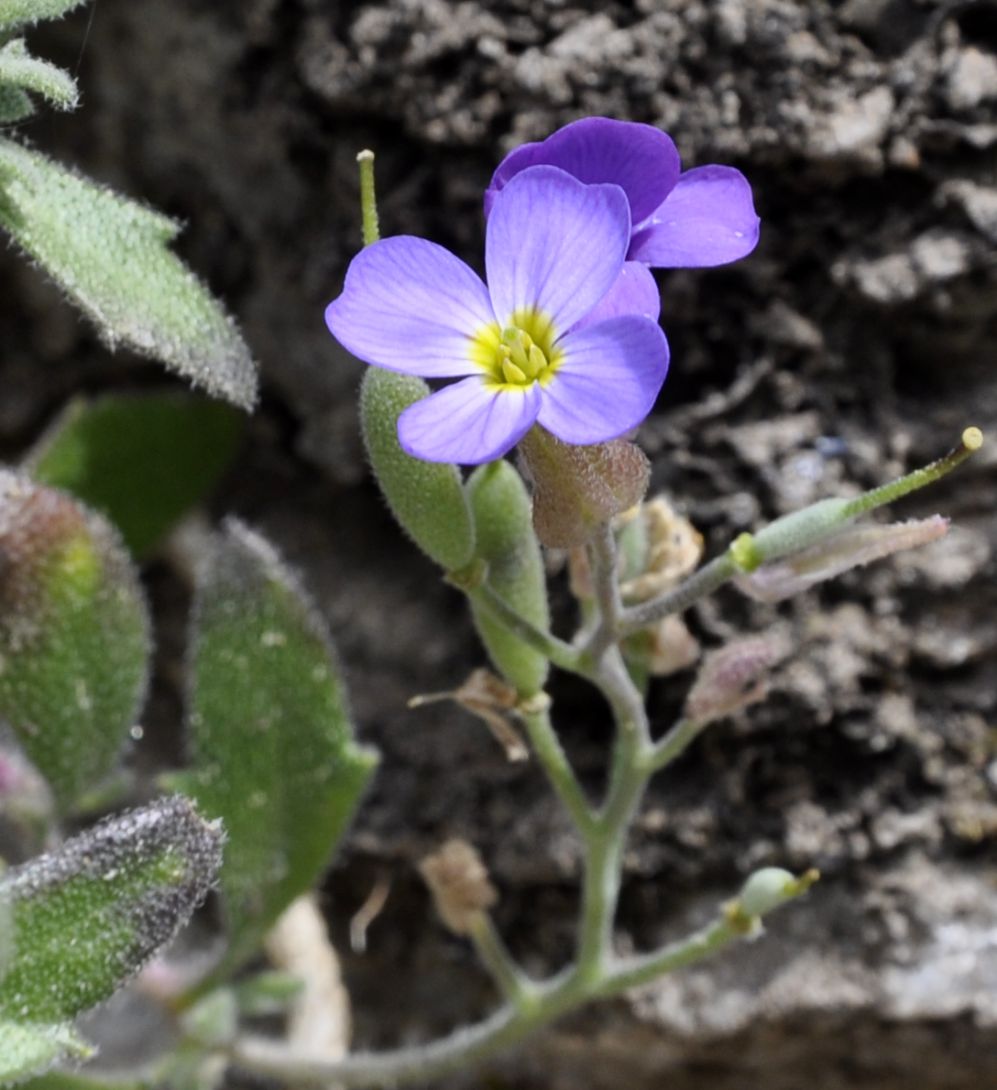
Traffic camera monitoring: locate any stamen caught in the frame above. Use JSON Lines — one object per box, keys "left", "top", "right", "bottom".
{"left": 501, "top": 359, "right": 528, "bottom": 385}
{"left": 526, "top": 345, "right": 547, "bottom": 379}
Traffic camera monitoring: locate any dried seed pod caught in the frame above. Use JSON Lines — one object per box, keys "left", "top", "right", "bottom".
{"left": 419, "top": 839, "right": 497, "bottom": 937}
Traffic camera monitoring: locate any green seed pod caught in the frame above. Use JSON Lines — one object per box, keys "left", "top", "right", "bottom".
{"left": 360, "top": 368, "right": 475, "bottom": 571}
{"left": 466, "top": 461, "right": 550, "bottom": 697}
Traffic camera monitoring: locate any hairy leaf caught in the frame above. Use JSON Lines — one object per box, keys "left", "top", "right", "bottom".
{"left": 26, "top": 392, "right": 243, "bottom": 558}
{"left": 0, "top": 1021, "right": 92, "bottom": 1087}
{"left": 183, "top": 520, "right": 377, "bottom": 971}
{"left": 0, "top": 41, "right": 77, "bottom": 110}
{"left": 0, "top": 84, "right": 34, "bottom": 124}
{"left": 0, "top": 797, "right": 222, "bottom": 1024}
{"left": 0, "top": 1, "right": 88, "bottom": 31}
{"left": 0, "top": 472, "right": 151, "bottom": 814}
{"left": 0, "top": 797, "right": 220, "bottom": 1024}
{"left": 0, "top": 139, "right": 256, "bottom": 409}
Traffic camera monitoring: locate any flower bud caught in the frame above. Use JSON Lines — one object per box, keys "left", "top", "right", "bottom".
{"left": 360, "top": 368, "right": 475, "bottom": 571}
{"left": 685, "top": 636, "right": 785, "bottom": 724}
{"left": 519, "top": 428, "right": 650, "bottom": 549}
{"left": 419, "top": 839, "right": 496, "bottom": 937}
{"left": 736, "top": 866, "right": 820, "bottom": 918}
{"left": 736, "top": 516, "right": 949, "bottom": 602}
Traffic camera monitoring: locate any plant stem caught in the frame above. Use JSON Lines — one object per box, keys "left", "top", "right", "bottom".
{"left": 620, "top": 551, "right": 738, "bottom": 636}
{"left": 585, "top": 522, "right": 624, "bottom": 656}
{"left": 595, "top": 915, "right": 740, "bottom": 997}
{"left": 469, "top": 583, "right": 584, "bottom": 674}
{"left": 357, "top": 150, "right": 380, "bottom": 247}
{"left": 647, "top": 717, "right": 705, "bottom": 772}
{"left": 467, "top": 913, "right": 538, "bottom": 1009}
{"left": 520, "top": 705, "right": 596, "bottom": 834}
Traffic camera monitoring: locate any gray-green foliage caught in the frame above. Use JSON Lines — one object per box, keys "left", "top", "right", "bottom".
{"left": 0, "top": 1023, "right": 92, "bottom": 1086}
{"left": 360, "top": 368, "right": 475, "bottom": 571}
{"left": 0, "top": 0, "right": 87, "bottom": 30}
{"left": 0, "top": 797, "right": 222, "bottom": 1086}
{"left": 0, "top": 39, "right": 77, "bottom": 110}
{"left": 0, "top": 140, "right": 256, "bottom": 409}
{"left": 26, "top": 392, "right": 244, "bottom": 558}
{"left": 0, "top": 472, "right": 151, "bottom": 815}
{"left": 466, "top": 462, "right": 550, "bottom": 697}
{"left": 0, "top": 83, "right": 33, "bottom": 124}
{"left": 181, "top": 520, "right": 378, "bottom": 973}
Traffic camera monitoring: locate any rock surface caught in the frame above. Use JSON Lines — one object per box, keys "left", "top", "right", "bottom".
{"left": 2, "top": 1, "right": 996, "bottom": 1088}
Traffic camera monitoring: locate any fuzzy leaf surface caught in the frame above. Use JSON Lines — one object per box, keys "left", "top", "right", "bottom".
{"left": 0, "top": 797, "right": 221, "bottom": 1025}
{"left": 0, "top": 84, "right": 33, "bottom": 123}
{"left": 0, "top": 41, "right": 77, "bottom": 110}
{"left": 0, "top": 1, "right": 88, "bottom": 31}
{"left": 26, "top": 393, "right": 243, "bottom": 557}
{"left": 0, "top": 1021, "right": 92, "bottom": 1087}
{"left": 0, "top": 472, "right": 151, "bottom": 814}
{"left": 0, "top": 139, "right": 256, "bottom": 409}
{"left": 184, "top": 520, "right": 377, "bottom": 971}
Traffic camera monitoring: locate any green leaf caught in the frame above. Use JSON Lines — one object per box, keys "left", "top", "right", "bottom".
{"left": 0, "top": 0, "right": 88, "bottom": 31}
{"left": 0, "top": 41, "right": 77, "bottom": 110}
{"left": 359, "top": 368, "right": 475, "bottom": 572}
{"left": 0, "top": 472, "right": 151, "bottom": 814}
{"left": 183, "top": 520, "right": 377, "bottom": 972}
{"left": 26, "top": 392, "right": 243, "bottom": 558}
{"left": 0, "top": 797, "right": 222, "bottom": 1025}
{"left": 0, "top": 1021, "right": 92, "bottom": 1086}
{"left": 0, "top": 139, "right": 257, "bottom": 410}
{"left": 0, "top": 84, "right": 33, "bottom": 124}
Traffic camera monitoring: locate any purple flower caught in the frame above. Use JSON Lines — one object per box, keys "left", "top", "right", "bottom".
{"left": 485, "top": 117, "right": 760, "bottom": 269}
{"left": 326, "top": 166, "right": 669, "bottom": 465}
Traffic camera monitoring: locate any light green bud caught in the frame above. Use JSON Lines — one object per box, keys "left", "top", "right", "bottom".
{"left": 360, "top": 369, "right": 475, "bottom": 571}
{"left": 466, "top": 461, "right": 550, "bottom": 697}
{"left": 738, "top": 866, "right": 819, "bottom": 917}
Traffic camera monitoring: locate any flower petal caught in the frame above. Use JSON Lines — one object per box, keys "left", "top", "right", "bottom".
{"left": 486, "top": 166, "right": 631, "bottom": 334}
{"left": 537, "top": 316, "right": 669, "bottom": 444}
{"left": 628, "top": 165, "right": 760, "bottom": 268}
{"left": 570, "top": 261, "right": 660, "bottom": 333}
{"left": 397, "top": 376, "right": 542, "bottom": 464}
{"left": 325, "top": 237, "right": 494, "bottom": 378}
{"left": 485, "top": 118, "right": 680, "bottom": 225}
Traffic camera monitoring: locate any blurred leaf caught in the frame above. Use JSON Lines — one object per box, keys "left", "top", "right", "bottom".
{"left": 0, "top": 797, "right": 222, "bottom": 1025}
{"left": 182, "top": 520, "right": 377, "bottom": 972}
{"left": 0, "top": 1021, "right": 92, "bottom": 1086}
{"left": 233, "top": 970, "right": 303, "bottom": 1016}
{"left": 0, "top": 1, "right": 88, "bottom": 31}
{"left": 0, "top": 40, "right": 77, "bottom": 110}
{"left": 0, "top": 472, "right": 151, "bottom": 814}
{"left": 18, "top": 1074, "right": 146, "bottom": 1090}
{"left": 26, "top": 392, "right": 243, "bottom": 558}
{"left": 0, "top": 84, "right": 34, "bottom": 124}
{"left": 0, "top": 139, "right": 256, "bottom": 410}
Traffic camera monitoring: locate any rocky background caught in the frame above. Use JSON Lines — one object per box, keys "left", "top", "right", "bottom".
{"left": 2, "top": 1, "right": 997, "bottom": 1087}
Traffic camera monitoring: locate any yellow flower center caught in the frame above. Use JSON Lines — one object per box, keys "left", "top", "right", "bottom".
{"left": 470, "top": 309, "right": 563, "bottom": 389}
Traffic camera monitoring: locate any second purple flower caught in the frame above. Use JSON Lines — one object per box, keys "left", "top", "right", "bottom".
{"left": 326, "top": 166, "right": 669, "bottom": 465}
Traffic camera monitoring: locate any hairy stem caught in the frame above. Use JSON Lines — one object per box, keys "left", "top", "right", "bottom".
{"left": 585, "top": 522, "right": 624, "bottom": 657}
{"left": 620, "top": 551, "right": 738, "bottom": 635}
